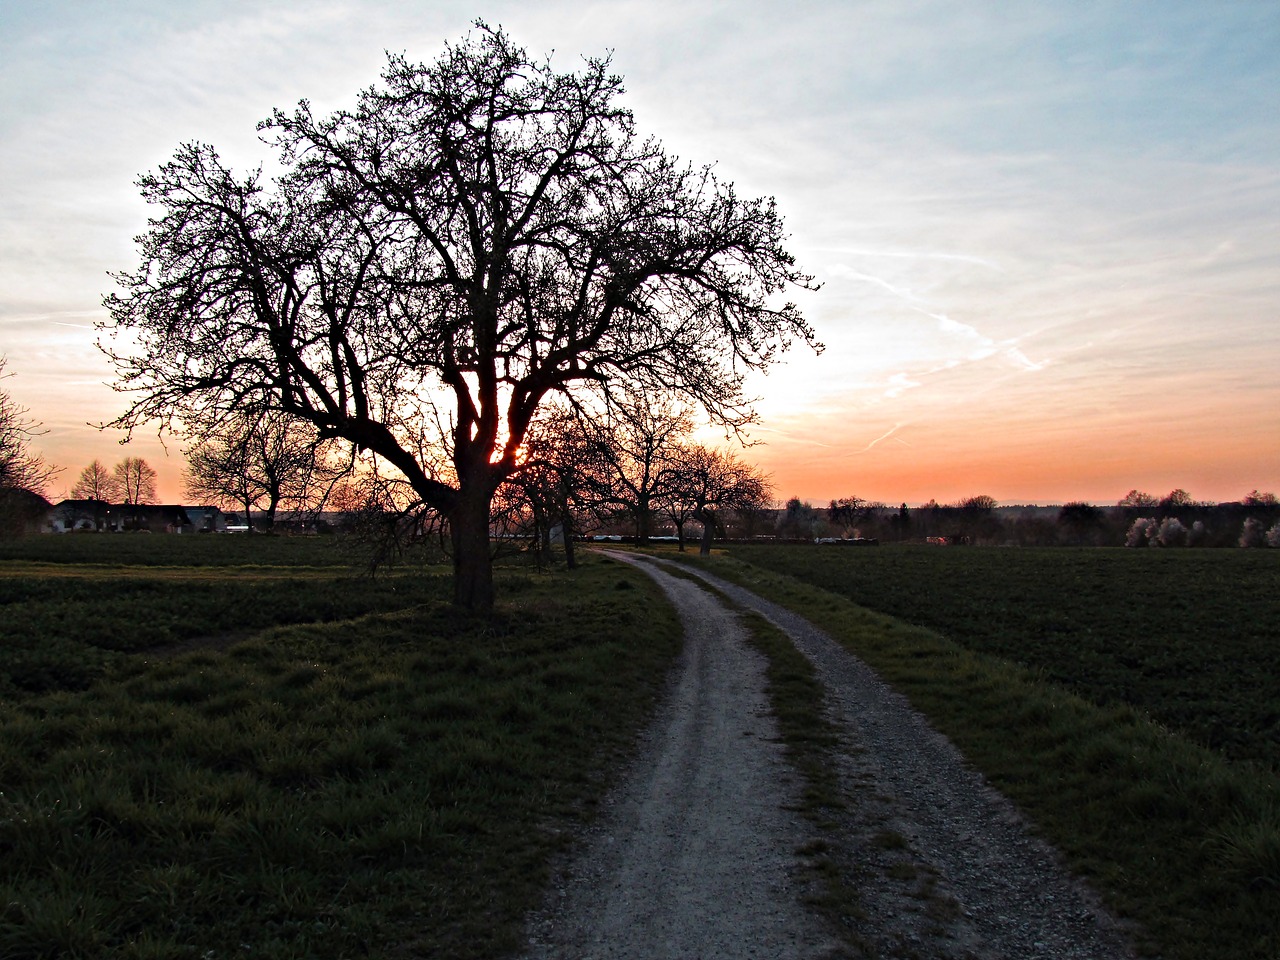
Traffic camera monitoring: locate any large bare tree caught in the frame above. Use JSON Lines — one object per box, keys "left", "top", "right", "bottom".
{"left": 101, "top": 25, "right": 818, "bottom": 611}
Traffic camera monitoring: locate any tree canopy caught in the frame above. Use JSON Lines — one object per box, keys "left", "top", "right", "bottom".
{"left": 666, "top": 445, "right": 771, "bottom": 555}
{"left": 102, "top": 24, "right": 818, "bottom": 611}
{"left": 70, "top": 460, "right": 117, "bottom": 502}
{"left": 113, "top": 457, "right": 158, "bottom": 506}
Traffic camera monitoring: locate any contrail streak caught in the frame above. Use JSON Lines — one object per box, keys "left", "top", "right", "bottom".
{"left": 858, "top": 423, "right": 904, "bottom": 454}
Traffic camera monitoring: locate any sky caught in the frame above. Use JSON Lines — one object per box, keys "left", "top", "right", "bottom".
{"left": 1, "top": 0, "right": 1277, "bottom": 507}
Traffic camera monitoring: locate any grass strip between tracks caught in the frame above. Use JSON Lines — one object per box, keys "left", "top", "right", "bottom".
{"left": 669, "top": 550, "right": 1280, "bottom": 960}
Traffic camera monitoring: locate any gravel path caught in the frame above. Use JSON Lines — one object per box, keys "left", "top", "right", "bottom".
{"left": 522, "top": 554, "right": 839, "bottom": 959}
{"left": 521, "top": 552, "right": 1141, "bottom": 959}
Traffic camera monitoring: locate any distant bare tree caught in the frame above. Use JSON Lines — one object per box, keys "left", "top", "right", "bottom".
{"left": 1244, "top": 489, "right": 1279, "bottom": 508}
{"left": 0, "top": 356, "right": 56, "bottom": 496}
{"left": 656, "top": 482, "right": 700, "bottom": 551}
{"left": 776, "top": 496, "right": 819, "bottom": 539}
{"left": 1158, "top": 489, "right": 1195, "bottom": 512}
{"left": 954, "top": 494, "right": 1000, "bottom": 542}
{"left": 665, "top": 445, "right": 771, "bottom": 556}
{"left": 113, "top": 457, "right": 157, "bottom": 505}
{"left": 579, "top": 389, "right": 695, "bottom": 544}
{"left": 507, "top": 406, "right": 597, "bottom": 567}
{"left": 1118, "top": 489, "right": 1159, "bottom": 509}
{"left": 1058, "top": 501, "right": 1105, "bottom": 544}
{"left": 184, "top": 411, "right": 346, "bottom": 531}
{"left": 827, "top": 496, "right": 882, "bottom": 538}
{"left": 71, "top": 460, "right": 118, "bottom": 501}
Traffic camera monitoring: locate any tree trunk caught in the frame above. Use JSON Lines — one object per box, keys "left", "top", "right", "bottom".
{"left": 697, "top": 510, "right": 715, "bottom": 556}
{"left": 451, "top": 488, "right": 494, "bottom": 614}
{"left": 539, "top": 521, "right": 553, "bottom": 566}
{"left": 560, "top": 497, "right": 577, "bottom": 570}
{"left": 635, "top": 494, "right": 651, "bottom": 545}
{"left": 530, "top": 500, "right": 549, "bottom": 569}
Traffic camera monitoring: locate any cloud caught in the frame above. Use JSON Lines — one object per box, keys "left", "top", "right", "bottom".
{"left": 883, "top": 374, "right": 921, "bottom": 399}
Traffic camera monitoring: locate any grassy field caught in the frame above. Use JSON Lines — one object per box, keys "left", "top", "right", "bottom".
{"left": 0, "top": 536, "right": 682, "bottom": 959}
{"left": 728, "top": 544, "right": 1280, "bottom": 769}
{"left": 679, "top": 544, "right": 1280, "bottom": 960}
{"left": 5, "top": 536, "right": 1278, "bottom": 958}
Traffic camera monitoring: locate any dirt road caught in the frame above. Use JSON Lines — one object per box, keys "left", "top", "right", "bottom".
{"left": 522, "top": 553, "right": 836, "bottom": 959}
{"left": 521, "top": 553, "right": 1138, "bottom": 959}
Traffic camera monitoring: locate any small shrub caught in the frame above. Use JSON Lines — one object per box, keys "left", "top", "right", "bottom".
{"left": 1240, "top": 518, "right": 1267, "bottom": 548}
{"left": 1157, "top": 517, "right": 1188, "bottom": 547}
{"left": 1214, "top": 810, "right": 1280, "bottom": 891}
{"left": 1126, "top": 517, "right": 1157, "bottom": 547}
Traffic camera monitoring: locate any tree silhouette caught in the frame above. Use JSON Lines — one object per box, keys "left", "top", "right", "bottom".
{"left": 579, "top": 388, "right": 694, "bottom": 544}
{"left": 502, "top": 405, "right": 594, "bottom": 567}
{"left": 828, "top": 496, "right": 881, "bottom": 538}
{"left": 1118, "top": 489, "right": 1159, "bottom": 509}
{"left": 102, "top": 25, "right": 818, "bottom": 612}
{"left": 113, "top": 458, "right": 157, "bottom": 506}
{"left": 71, "top": 460, "right": 118, "bottom": 501}
{"left": 666, "top": 446, "right": 771, "bottom": 556}
{"left": 184, "top": 410, "right": 344, "bottom": 531}
{"left": 0, "top": 356, "right": 55, "bottom": 496}
{"left": 1058, "top": 501, "right": 1104, "bottom": 544}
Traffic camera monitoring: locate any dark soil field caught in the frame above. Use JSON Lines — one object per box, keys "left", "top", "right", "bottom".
{"left": 726, "top": 544, "right": 1280, "bottom": 770}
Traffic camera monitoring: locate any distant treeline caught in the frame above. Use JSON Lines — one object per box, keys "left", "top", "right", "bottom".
{"left": 724, "top": 491, "right": 1280, "bottom": 548}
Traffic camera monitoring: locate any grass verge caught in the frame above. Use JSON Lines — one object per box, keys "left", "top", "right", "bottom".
{"left": 674, "top": 550, "right": 1280, "bottom": 960}
{"left": 0, "top": 554, "right": 681, "bottom": 959}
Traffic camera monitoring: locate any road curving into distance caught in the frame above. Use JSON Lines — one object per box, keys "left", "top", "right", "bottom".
{"left": 520, "top": 552, "right": 1138, "bottom": 960}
